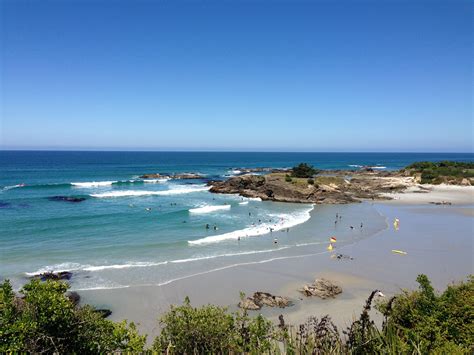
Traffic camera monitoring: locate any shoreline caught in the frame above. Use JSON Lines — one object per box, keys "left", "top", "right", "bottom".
{"left": 78, "top": 187, "right": 473, "bottom": 341}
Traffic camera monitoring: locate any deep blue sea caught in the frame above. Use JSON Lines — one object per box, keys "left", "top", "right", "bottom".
{"left": 1, "top": 151, "right": 472, "bottom": 290}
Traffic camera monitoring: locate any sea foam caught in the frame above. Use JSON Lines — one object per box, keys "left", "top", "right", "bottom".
{"left": 71, "top": 181, "right": 117, "bottom": 188}
{"left": 188, "top": 204, "right": 314, "bottom": 245}
{"left": 90, "top": 185, "right": 210, "bottom": 198}
{"left": 189, "top": 205, "right": 231, "bottom": 214}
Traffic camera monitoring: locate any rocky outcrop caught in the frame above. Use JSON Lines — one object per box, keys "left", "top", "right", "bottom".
{"left": 232, "top": 167, "right": 291, "bottom": 174}
{"left": 32, "top": 271, "right": 73, "bottom": 281}
{"left": 238, "top": 292, "right": 291, "bottom": 310}
{"left": 299, "top": 279, "right": 342, "bottom": 299}
{"left": 209, "top": 169, "right": 418, "bottom": 204}
{"left": 140, "top": 173, "right": 204, "bottom": 180}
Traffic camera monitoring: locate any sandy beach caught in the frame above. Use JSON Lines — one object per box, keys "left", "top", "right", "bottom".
{"left": 78, "top": 186, "right": 474, "bottom": 342}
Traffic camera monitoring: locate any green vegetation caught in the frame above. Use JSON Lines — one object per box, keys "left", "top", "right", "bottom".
{"left": 315, "top": 175, "right": 346, "bottom": 186}
{"left": 1, "top": 275, "right": 473, "bottom": 353}
{"left": 285, "top": 174, "right": 292, "bottom": 182}
{"left": 0, "top": 279, "right": 146, "bottom": 353}
{"left": 403, "top": 161, "right": 474, "bottom": 184}
{"left": 291, "top": 163, "right": 320, "bottom": 178}
{"left": 153, "top": 295, "right": 275, "bottom": 353}
{"left": 307, "top": 178, "right": 315, "bottom": 185}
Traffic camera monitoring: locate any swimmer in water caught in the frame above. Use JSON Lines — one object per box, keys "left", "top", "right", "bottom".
{"left": 273, "top": 238, "right": 278, "bottom": 244}
{"left": 145, "top": 208, "right": 151, "bottom": 211}
{"left": 206, "top": 223, "right": 210, "bottom": 229}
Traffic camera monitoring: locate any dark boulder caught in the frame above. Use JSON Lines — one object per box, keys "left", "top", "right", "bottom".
{"left": 33, "top": 271, "right": 73, "bottom": 281}
{"left": 48, "top": 196, "right": 86, "bottom": 203}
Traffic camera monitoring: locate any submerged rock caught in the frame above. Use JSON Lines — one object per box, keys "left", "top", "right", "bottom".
{"left": 48, "top": 196, "right": 86, "bottom": 203}
{"left": 299, "top": 278, "right": 342, "bottom": 299}
{"left": 238, "top": 292, "right": 291, "bottom": 310}
{"left": 32, "top": 271, "right": 73, "bottom": 281}
{"left": 0, "top": 201, "right": 12, "bottom": 208}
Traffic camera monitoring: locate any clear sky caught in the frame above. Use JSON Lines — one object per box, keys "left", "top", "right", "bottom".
{"left": 1, "top": 0, "right": 472, "bottom": 152}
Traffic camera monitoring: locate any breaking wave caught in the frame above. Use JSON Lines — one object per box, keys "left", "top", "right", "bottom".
{"left": 71, "top": 181, "right": 117, "bottom": 188}
{"left": 188, "top": 204, "right": 314, "bottom": 245}
{"left": 90, "top": 185, "right": 210, "bottom": 198}
{"left": 189, "top": 205, "right": 231, "bottom": 214}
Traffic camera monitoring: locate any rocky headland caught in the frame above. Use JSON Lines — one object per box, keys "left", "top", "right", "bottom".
{"left": 208, "top": 170, "right": 415, "bottom": 204}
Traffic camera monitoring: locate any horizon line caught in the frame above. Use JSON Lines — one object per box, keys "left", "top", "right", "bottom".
{"left": 1, "top": 149, "right": 473, "bottom": 154}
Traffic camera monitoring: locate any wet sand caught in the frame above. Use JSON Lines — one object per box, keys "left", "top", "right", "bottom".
{"left": 79, "top": 189, "right": 474, "bottom": 342}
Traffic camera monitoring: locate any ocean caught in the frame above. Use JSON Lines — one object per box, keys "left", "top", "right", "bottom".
{"left": 1, "top": 151, "right": 472, "bottom": 291}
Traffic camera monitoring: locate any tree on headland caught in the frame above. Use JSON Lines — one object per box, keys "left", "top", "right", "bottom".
{"left": 291, "top": 163, "right": 320, "bottom": 178}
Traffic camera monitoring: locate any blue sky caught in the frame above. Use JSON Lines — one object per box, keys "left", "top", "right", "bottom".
{"left": 1, "top": 0, "right": 472, "bottom": 152}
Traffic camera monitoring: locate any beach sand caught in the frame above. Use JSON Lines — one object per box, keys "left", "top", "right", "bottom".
{"left": 79, "top": 187, "right": 474, "bottom": 342}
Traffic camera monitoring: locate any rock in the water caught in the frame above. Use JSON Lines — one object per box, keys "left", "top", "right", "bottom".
{"left": 33, "top": 271, "right": 73, "bottom": 281}
{"left": 0, "top": 201, "right": 12, "bottom": 208}
{"left": 140, "top": 173, "right": 204, "bottom": 180}
{"left": 95, "top": 309, "right": 112, "bottom": 318}
{"left": 67, "top": 291, "right": 81, "bottom": 306}
{"left": 299, "top": 278, "right": 342, "bottom": 299}
{"left": 238, "top": 291, "right": 291, "bottom": 310}
{"left": 238, "top": 298, "right": 261, "bottom": 310}
{"left": 48, "top": 196, "right": 86, "bottom": 203}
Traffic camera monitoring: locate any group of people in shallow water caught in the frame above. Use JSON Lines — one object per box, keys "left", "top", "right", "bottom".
{"left": 334, "top": 213, "right": 364, "bottom": 230}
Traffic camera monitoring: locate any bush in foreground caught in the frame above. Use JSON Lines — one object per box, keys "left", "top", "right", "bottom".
{"left": 153, "top": 295, "right": 276, "bottom": 353}
{"left": 0, "top": 279, "right": 146, "bottom": 353}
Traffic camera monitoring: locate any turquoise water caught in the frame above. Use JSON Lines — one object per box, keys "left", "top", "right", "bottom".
{"left": 1, "top": 151, "right": 472, "bottom": 290}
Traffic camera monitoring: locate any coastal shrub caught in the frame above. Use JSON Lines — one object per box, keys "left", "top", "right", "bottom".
{"left": 285, "top": 174, "right": 292, "bottom": 182}
{"left": 153, "top": 296, "right": 277, "bottom": 354}
{"left": 0, "top": 279, "right": 146, "bottom": 353}
{"left": 403, "top": 161, "right": 474, "bottom": 184}
{"left": 291, "top": 163, "right": 320, "bottom": 178}
{"left": 153, "top": 297, "right": 236, "bottom": 353}
{"left": 307, "top": 178, "right": 315, "bottom": 185}
{"left": 376, "top": 274, "right": 474, "bottom": 353}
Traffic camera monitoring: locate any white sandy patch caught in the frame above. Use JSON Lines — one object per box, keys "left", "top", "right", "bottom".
{"left": 381, "top": 184, "right": 474, "bottom": 205}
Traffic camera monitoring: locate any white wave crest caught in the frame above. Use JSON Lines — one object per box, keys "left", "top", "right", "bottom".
{"left": 83, "top": 261, "right": 168, "bottom": 271}
{"left": 72, "top": 181, "right": 117, "bottom": 188}
{"left": 371, "top": 166, "right": 387, "bottom": 169}
{"left": 245, "top": 197, "right": 262, "bottom": 201}
{"left": 143, "top": 178, "right": 169, "bottom": 183}
{"left": 2, "top": 184, "right": 25, "bottom": 190}
{"left": 189, "top": 205, "right": 231, "bottom": 214}
{"left": 90, "top": 186, "right": 210, "bottom": 198}
{"left": 24, "top": 262, "right": 84, "bottom": 276}
{"left": 188, "top": 204, "right": 314, "bottom": 245}
{"left": 349, "top": 164, "right": 362, "bottom": 168}
{"left": 239, "top": 201, "right": 249, "bottom": 205}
